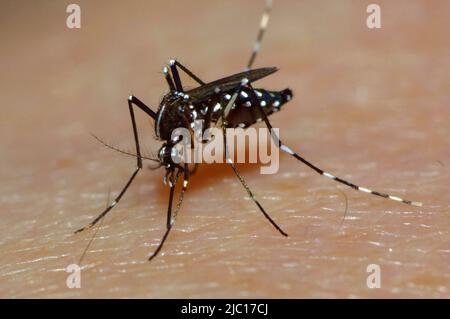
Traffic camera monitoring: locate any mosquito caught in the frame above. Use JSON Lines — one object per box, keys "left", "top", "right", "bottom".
{"left": 75, "top": 0, "right": 422, "bottom": 261}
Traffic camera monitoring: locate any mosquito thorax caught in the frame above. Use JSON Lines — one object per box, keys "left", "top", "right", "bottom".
{"left": 155, "top": 92, "right": 190, "bottom": 141}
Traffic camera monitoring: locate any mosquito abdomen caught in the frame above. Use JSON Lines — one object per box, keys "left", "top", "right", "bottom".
{"left": 223, "top": 87, "right": 293, "bottom": 128}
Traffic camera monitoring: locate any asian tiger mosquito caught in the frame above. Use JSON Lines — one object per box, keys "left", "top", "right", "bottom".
{"left": 75, "top": 0, "right": 422, "bottom": 261}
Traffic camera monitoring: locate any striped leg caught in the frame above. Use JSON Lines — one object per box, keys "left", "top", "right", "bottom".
{"left": 219, "top": 80, "right": 288, "bottom": 236}
{"left": 75, "top": 96, "right": 149, "bottom": 234}
{"left": 246, "top": 0, "right": 273, "bottom": 70}
{"left": 163, "top": 66, "right": 176, "bottom": 91}
{"left": 171, "top": 164, "right": 190, "bottom": 223}
{"left": 166, "top": 59, "right": 205, "bottom": 93}
{"left": 78, "top": 190, "right": 111, "bottom": 266}
{"left": 221, "top": 124, "right": 288, "bottom": 236}
{"left": 148, "top": 165, "right": 189, "bottom": 262}
{"left": 217, "top": 77, "right": 250, "bottom": 128}
{"left": 251, "top": 92, "right": 422, "bottom": 207}
{"left": 169, "top": 59, "right": 205, "bottom": 86}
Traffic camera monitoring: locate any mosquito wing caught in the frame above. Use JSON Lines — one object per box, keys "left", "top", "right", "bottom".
{"left": 186, "top": 67, "right": 278, "bottom": 101}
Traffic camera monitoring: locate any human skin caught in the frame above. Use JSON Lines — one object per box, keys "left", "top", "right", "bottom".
{"left": 0, "top": 0, "right": 448, "bottom": 298}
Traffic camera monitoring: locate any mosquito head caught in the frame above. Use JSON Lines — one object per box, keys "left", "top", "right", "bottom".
{"left": 158, "top": 143, "right": 181, "bottom": 169}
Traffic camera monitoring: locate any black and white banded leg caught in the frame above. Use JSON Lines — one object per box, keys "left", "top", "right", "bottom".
{"left": 163, "top": 66, "right": 176, "bottom": 91}
{"left": 75, "top": 95, "right": 157, "bottom": 234}
{"left": 253, "top": 98, "right": 422, "bottom": 207}
{"left": 78, "top": 189, "right": 111, "bottom": 266}
{"left": 220, "top": 81, "right": 288, "bottom": 236}
{"left": 164, "top": 59, "right": 206, "bottom": 93}
{"left": 221, "top": 124, "right": 288, "bottom": 237}
{"left": 172, "top": 164, "right": 190, "bottom": 224}
{"left": 169, "top": 59, "right": 205, "bottom": 86}
{"left": 148, "top": 164, "right": 189, "bottom": 261}
{"left": 246, "top": 0, "right": 272, "bottom": 70}
{"left": 148, "top": 168, "right": 180, "bottom": 261}
{"left": 217, "top": 78, "right": 250, "bottom": 128}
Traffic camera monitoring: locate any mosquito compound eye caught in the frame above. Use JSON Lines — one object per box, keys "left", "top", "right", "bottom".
{"left": 158, "top": 146, "right": 167, "bottom": 163}
{"left": 158, "top": 145, "right": 181, "bottom": 165}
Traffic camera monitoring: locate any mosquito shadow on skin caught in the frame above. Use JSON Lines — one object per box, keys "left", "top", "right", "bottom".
{"left": 151, "top": 162, "right": 262, "bottom": 197}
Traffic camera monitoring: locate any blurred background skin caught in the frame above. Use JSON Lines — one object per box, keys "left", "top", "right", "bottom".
{"left": 0, "top": 0, "right": 448, "bottom": 298}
